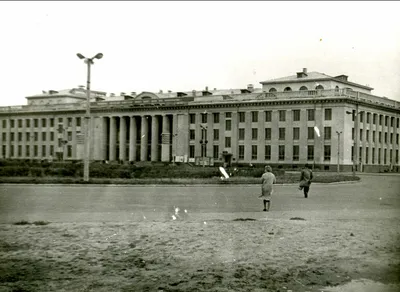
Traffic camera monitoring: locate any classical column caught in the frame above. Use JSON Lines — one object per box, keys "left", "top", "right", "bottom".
{"left": 151, "top": 115, "right": 159, "bottom": 162}
{"left": 161, "top": 115, "right": 171, "bottom": 162}
{"left": 109, "top": 116, "right": 117, "bottom": 161}
{"left": 140, "top": 115, "right": 149, "bottom": 161}
{"left": 119, "top": 116, "right": 127, "bottom": 162}
{"left": 129, "top": 117, "right": 137, "bottom": 162}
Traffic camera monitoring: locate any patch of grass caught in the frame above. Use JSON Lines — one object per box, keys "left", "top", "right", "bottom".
{"left": 13, "top": 220, "right": 31, "bottom": 225}
{"left": 32, "top": 221, "right": 50, "bottom": 226}
{"left": 290, "top": 217, "right": 306, "bottom": 221}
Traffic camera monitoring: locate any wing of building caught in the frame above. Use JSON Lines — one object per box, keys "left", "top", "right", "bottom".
{"left": 0, "top": 68, "right": 399, "bottom": 172}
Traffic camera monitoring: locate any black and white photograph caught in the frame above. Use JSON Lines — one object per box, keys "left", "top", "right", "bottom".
{"left": 0, "top": 1, "right": 399, "bottom": 291}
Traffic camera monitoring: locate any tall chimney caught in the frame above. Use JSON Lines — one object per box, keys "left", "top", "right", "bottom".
{"left": 303, "top": 68, "right": 307, "bottom": 74}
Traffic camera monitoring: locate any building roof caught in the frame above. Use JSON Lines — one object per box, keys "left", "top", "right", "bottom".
{"left": 26, "top": 88, "right": 107, "bottom": 100}
{"left": 260, "top": 71, "right": 374, "bottom": 90}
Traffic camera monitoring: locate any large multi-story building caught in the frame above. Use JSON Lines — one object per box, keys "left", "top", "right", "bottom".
{"left": 0, "top": 68, "right": 399, "bottom": 172}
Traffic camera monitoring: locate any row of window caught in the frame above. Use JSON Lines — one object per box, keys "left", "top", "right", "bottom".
{"left": 190, "top": 109, "right": 330, "bottom": 124}
{"left": 190, "top": 126, "right": 399, "bottom": 142}
{"left": 352, "top": 129, "right": 400, "bottom": 144}
{"left": 1, "top": 117, "right": 81, "bottom": 128}
{"left": 189, "top": 144, "right": 400, "bottom": 165}
{"left": 352, "top": 111, "right": 400, "bottom": 127}
{"left": 351, "top": 146, "right": 399, "bottom": 165}
{"left": 1, "top": 131, "right": 74, "bottom": 142}
{"left": 1, "top": 145, "right": 73, "bottom": 158}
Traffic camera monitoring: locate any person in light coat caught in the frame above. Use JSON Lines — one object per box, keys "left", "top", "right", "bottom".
{"left": 258, "top": 165, "right": 276, "bottom": 211}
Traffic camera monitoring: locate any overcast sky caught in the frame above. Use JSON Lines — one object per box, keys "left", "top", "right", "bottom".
{"left": 0, "top": 1, "right": 399, "bottom": 106}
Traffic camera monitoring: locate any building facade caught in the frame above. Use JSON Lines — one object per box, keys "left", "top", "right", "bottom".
{"left": 0, "top": 69, "right": 399, "bottom": 172}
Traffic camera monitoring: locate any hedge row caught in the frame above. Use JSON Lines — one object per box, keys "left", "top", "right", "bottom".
{"left": 0, "top": 162, "right": 283, "bottom": 179}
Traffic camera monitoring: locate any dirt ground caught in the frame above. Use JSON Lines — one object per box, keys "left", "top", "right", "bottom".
{"left": 0, "top": 213, "right": 399, "bottom": 292}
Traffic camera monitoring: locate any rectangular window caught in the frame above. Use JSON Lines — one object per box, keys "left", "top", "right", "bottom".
{"left": 384, "top": 132, "right": 387, "bottom": 143}
{"left": 278, "top": 145, "right": 285, "bottom": 161}
{"left": 251, "top": 111, "right": 258, "bottom": 123}
{"left": 390, "top": 133, "right": 393, "bottom": 144}
{"left": 251, "top": 145, "right": 257, "bottom": 160}
{"left": 50, "top": 145, "right": 54, "bottom": 156}
{"left": 366, "top": 147, "right": 369, "bottom": 164}
{"left": 67, "top": 132, "right": 72, "bottom": 141}
{"left": 251, "top": 128, "right": 258, "bottom": 140}
{"left": 265, "top": 145, "right": 271, "bottom": 160}
{"left": 18, "top": 119, "right": 22, "bottom": 128}
{"left": 50, "top": 132, "right": 54, "bottom": 141}
{"left": 239, "top": 128, "right": 245, "bottom": 140}
{"left": 58, "top": 117, "right": 63, "bottom": 123}
{"left": 213, "top": 145, "right": 219, "bottom": 159}
{"left": 213, "top": 113, "right": 219, "bottom": 123}
{"left": 391, "top": 117, "right": 394, "bottom": 127}
{"left": 265, "top": 111, "right": 272, "bottom": 122}
{"left": 10, "top": 146, "right": 14, "bottom": 157}
{"left": 34, "top": 145, "right": 38, "bottom": 157}
{"left": 225, "top": 112, "right": 232, "bottom": 118}
{"left": 360, "top": 129, "right": 363, "bottom": 141}
{"left": 352, "top": 128, "right": 354, "bottom": 140}
{"left": 378, "top": 148, "right": 381, "bottom": 164}
{"left": 34, "top": 119, "right": 38, "bottom": 128}
{"left": 42, "top": 145, "right": 46, "bottom": 157}
{"left": 367, "top": 112, "right": 370, "bottom": 123}
{"left": 293, "top": 110, "right": 300, "bottom": 121}
{"left": 67, "top": 118, "right": 72, "bottom": 127}
{"left": 42, "top": 132, "right": 47, "bottom": 141}
{"left": 279, "top": 110, "right": 286, "bottom": 122}
{"left": 324, "top": 145, "right": 331, "bottom": 161}
{"left": 239, "top": 145, "right": 245, "bottom": 160}
{"left": 373, "top": 114, "right": 376, "bottom": 125}
{"left": 26, "top": 145, "right": 30, "bottom": 157}
{"left": 324, "top": 127, "right": 331, "bottom": 140}
{"left": 324, "top": 108, "right": 332, "bottom": 120}
{"left": 201, "top": 113, "right": 207, "bottom": 123}
{"left": 379, "top": 115, "right": 383, "bottom": 126}
{"left": 10, "top": 133, "right": 14, "bottom": 141}
{"left": 10, "top": 119, "right": 15, "bottom": 128}
{"left": 293, "top": 127, "right": 300, "bottom": 140}
{"left": 189, "top": 145, "right": 195, "bottom": 158}
{"left": 372, "top": 148, "right": 375, "bottom": 164}
{"left": 2, "top": 120, "right": 6, "bottom": 128}
{"left": 66, "top": 145, "right": 71, "bottom": 158}
{"left": 238, "top": 112, "right": 245, "bottom": 123}
{"left": 366, "top": 130, "right": 370, "bottom": 142}
{"left": 225, "top": 120, "right": 231, "bottom": 131}
{"left": 378, "top": 132, "right": 381, "bottom": 143}
{"left": 26, "top": 133, "right": 30, "bottom": 141}
{"left": 2, "top": 133, "right": 5, "bottom": 141}
{"left": 18, "top": 132, "right": 22, "bottom": 142}
{"left": 2, "top": 145, "right": 6, "bottom": 157}
{"left": 189, "top": 130, "right": 195, "bottom": 140}
{"left": 384, "top": 149, "right": 387, "bottom": 164}
{"left": 42, "top": 118, "right": 47, "bottom": 128}
{"left": 213, "top": 129, "right": 219, "bottom": 141}
{"left": 307, "top": 145, "right": 314, "bottom": 160}
{"left": 373, "top": 131, "right": 376, "bottom": 142}
{"left": 397, "top": 134, "right": 399, "bottom": 145}
{"left": 265, "top": 128, "right": 271, "bottom": 140}
{"left": 225, "top": 137, "right": 231, "bottom": 148}
{"left": 293, "top": 145, "right": 299, "bottom": 161}
{"left": 385, "top": 116, "right": 388, "bottom": 127}
{"left": 279, "top": 128, "right": 285, "bottom": 140}
{"left": 308, "top": 127, "right": 314, "bottom": 140}
{"left": 397, "top": 118, "right": 400, "bottom": 128}
{"left": 189, "top": 114, "right": 195, "bottom": 124}
{"left": 50, "top": 118, "right": 55, "bottom": 127}
{"left": 26, "top": 119, "right": 30, "bottom": 128}
{"left": 307, "top": 109, "right": 315, "bottom": 121}
{"left": 396, "top": 150, "right": 399, "bottom": 164}
{"left": 359, "top": 112, "right": 364, "bottom": 123}
{"left": 34, "top": 132, "right": 38, "bottom": 141}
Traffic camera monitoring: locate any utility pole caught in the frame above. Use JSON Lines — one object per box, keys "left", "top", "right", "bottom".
{"left": 336, "top": 131, "right": 342, "bottom": 173}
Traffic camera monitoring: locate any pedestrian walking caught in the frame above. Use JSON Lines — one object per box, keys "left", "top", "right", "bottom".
{"left": 258, "top": 165, "right": 276, "bottom": 211}
{"left": 299, "top": 164, "right": 313, "bottom": 198}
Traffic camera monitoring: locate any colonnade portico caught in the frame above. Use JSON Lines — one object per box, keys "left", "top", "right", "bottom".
{"left": 94, "top": 114, "right": 171, "bottom": 163}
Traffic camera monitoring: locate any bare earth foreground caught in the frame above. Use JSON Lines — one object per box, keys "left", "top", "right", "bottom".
{"left": 0, "top": 174, "right": 399, "bottom": 292}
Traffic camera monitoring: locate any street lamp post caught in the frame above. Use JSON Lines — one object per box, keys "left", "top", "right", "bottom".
{"left": 336, "top": 131, "right": 342, "bottom": 173}
{"left": 76, "top": 53, "right": 103, "bottom": 182}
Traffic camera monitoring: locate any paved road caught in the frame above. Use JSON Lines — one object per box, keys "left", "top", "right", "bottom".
{"left": 0, "top": 175, "right": 399, "bottom": 223}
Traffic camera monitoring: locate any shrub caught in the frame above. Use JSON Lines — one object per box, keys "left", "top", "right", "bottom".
{"left": 14, "top": 220, "right": 31, "bottom": 225}
{"left": 29, "top": 167, "right": 43, "bottom": 177}
{"left": 0, "top": 166, "right": 30, "bottom": 177}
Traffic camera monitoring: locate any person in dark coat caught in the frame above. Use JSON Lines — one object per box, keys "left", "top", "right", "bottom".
{"left": 299, "top": 164, "right": 313, "bottom": 198}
